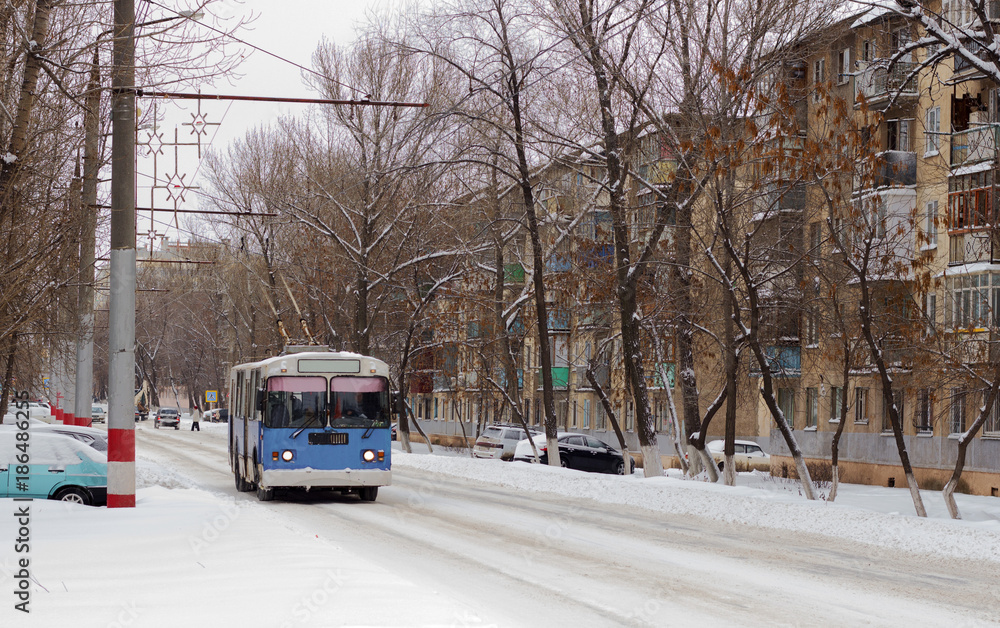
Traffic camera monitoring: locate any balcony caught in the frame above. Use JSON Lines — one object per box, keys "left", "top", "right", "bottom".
{"left": 547, "top": 308, "right": 571, "bottom": 331}
{"left": 750, "top": 346, "right": 801, "bottom": 377}
{"left": 874, "top": 150, "right": 916, "bottom": 187}
{"left": 504, "top": 262, "right": 525, "bottom": 283}
{"left": 951, "top": 124, "right": 1000, "bottom": 168}
{"left": 545, "top": 254, "right": 572, "bottom": 272}
{"left": 854, "top": 61, "right": 918, "bottom": 106}
{"left": 575, "top": 365, "right": 609, "bottom": 389}
{"left": 537, "top": 367, "right": 570, "bottom": 390}
{"left": 949, "top": 231, "right": 1000, "bottom": 265}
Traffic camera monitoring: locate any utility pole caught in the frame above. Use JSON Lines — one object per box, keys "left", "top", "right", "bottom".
{"left": 108, "top": 0, "right": 136, "bottom": 508}
{"left": 74, "top": 47, "right": 100, "bottom": 426}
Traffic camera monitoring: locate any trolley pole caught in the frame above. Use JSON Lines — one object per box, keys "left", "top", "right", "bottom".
{"left": 108, "top": 0, "right": 136, "bottom": 508}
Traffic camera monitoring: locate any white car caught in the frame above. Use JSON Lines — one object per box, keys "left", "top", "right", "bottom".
{"left": 473, "top": 424, "right": 540, "bottom": 460}
{"left": 92, "top": 405, "right": 107, "bottom": 423}
{"left": 706, "top": 439, "right": 770, "bottom": 472}
{"left": 2, "top": 401, "right": 52, "bottom": 424}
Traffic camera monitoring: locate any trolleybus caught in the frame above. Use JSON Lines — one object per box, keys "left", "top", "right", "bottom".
{"left": 229, "top": 348, "right": 392, "bottom": 501}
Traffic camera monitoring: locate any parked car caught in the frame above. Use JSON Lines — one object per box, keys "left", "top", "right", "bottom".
{"left": 202, "top": 408, "right": 230, "bottom": 423}
{"left": 0, "top": 430, "right": 107, "bottom": 505}
{"left": 2, "top": 401, "right": 53, "bottom": 425}
{"left": 1, "top": 424, "right": 108, "bottom": 453}
{"left": 513, "top": 432, "right": 634, "bottom": 474}
{"left": 154, "top": 407, "right": 181, "bottom": 429}
{"left": 706, "top": 439, "right": 770, "bottom": 472}
{"left": 91, "top": 405, "right": 107, "bottom": 424}
{"left": 134, "top": 406, "right": 148, "bottom": 422}
{"left": 474, "top": 424, "right": 540, "bottom": 461}
{"left": 390, "top": 423, "right": 397, "bottom": 440}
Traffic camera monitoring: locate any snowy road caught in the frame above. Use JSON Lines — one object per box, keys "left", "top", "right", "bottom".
{"left": 135, "top": 423, "right": 1000, "bottom": 627}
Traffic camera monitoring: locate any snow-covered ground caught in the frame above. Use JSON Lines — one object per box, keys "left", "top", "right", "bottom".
{"left": 1, "top": 419, "right": 998, "bottom": 626}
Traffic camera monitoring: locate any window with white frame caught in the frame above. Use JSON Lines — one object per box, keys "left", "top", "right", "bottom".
{"left": 945, "top": 273, "right": 1000, "bottom": 330}
{"left": 855, "top": 387, "right": 869, "bottom": 423}
{"left": 862, "top": 39, "right": 872, "bottom": 62}
{"left": 925, "top": 200, "right": 938, "bottom": 247}
{"left": 583, "top": 399, "right": 591, "bottom": 429}
{"left": 806, "top": 388, "right": 819, "bottom": 428}
{"left": 950, "top": 388, "right": 966, "bottom": 434}
{"left": 813, "top": 58, "right": 825, "bottom": 102}
{"left": 944, "top": 0, "right": 973, "bottom": 25}
{"left": 916, "top": 388, "right": 933, "bottom": 433}
{"left": 887, "top": 119, "right": 910, "bottom": 152}
{"left": 926, "top": 107, "right": 941, "bottom": 154}
{"left": 985, "top": 391, "right": 1000, "bottom": 436}
{"left": 837, "top": 47, "right": 851, "bottom": 84}
{"left": 924, "top": 292, "right": 937, "bottom": 336}
{"left": 626, "top": 401, "right": 634, "bottom": 431}
{"left": 830, "top": 386, "right": 843, "bottom": 422}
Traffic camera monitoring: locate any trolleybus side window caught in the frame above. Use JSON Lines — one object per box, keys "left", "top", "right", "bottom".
{"left": 266, "top": 376, "right": 327, "bottom": 429}
{"left": 330, "top": 377, "right": 389, "bottom": 428}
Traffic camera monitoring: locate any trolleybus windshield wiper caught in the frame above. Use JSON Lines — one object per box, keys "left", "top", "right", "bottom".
{"left": 362, "top": 426, "right": 374, "bottom": 439}
{"left": 291, "top": 414, "right": 322, "bottom": 439}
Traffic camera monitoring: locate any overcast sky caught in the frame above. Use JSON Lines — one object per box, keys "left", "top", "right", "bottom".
{"left": 137, "top": 0, "right": 387, "bottom": 243}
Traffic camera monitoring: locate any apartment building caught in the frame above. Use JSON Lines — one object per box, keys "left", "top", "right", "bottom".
{"left": 407, "top": 5, "right": 1000, "bottom": 496}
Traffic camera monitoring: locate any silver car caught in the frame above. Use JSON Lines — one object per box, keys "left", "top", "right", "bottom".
{"left": 473, "top": 424, "right": 539, "bottom": 461}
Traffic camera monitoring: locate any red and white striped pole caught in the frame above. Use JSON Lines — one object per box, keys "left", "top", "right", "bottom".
{"left": 107, "top": 0, "right": 136, "bottom": 508}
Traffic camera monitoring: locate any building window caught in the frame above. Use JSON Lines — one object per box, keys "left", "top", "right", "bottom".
{"left": 812, "top": 58, "right": 825, "bottom": 102}
{"left": 924, "top": 292, "right": 937, "bottom": 336}
{"left": 950, "top": 388, "right": 966, "bottom": 434}
{"left": 806, "top": 388, "right": 819, "bottom": 429}
{"left": 625, "top": 401, "right": 634, "bottom": 431}
{"left": 829, "top": 386, "right": 843, "bottom": 422}
{"left": 926, "top": 107, "right": 940, "bottom": 154}
{"left": 887, "top": 119, "right": 910, "bottom": 152}
{"left": 882, "top": 389, "right": 903, "bottom": 433}
{"left": 434, "top": 397, "right": 439, "bottom": 419}
{"left": 924, "top": 200, "right": 938, "bottom": 247}
{"left": 809, "top": 222, "right": 821, "bottom": 263}
{"left": 583, "top": 399, "right": 591, "bottom": 429}
{"left": 946, "top": 273, "right": 1000, "bottom": 330}
{"left": 778, "top": 388, "right": 795, "bottom": 427}
{"left": 916, "top": 388, "right": 933, "bottom": 434}
{"left": 571, "top": 400, "right": 578, "bottom": 428}
{"left": 985, "top": 392, "right": 1000, "bottom": 436}
{"left": 805, "top": 307, "right": 820, "bottom": 347}
{"left": 837, "top": 47, "right": 851, "bottom": 84}
{"left": 862, "top": 39, "right": 872, "bottom": 62}
{"left": 855, "top": 387, "right": 869, "bottom": 424}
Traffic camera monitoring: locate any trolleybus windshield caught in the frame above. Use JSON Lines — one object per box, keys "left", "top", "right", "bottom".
{"left": 330, "top": 377, "right": 390, "bottom": 429}
{"left": 266, "top": 376, "right": 326, "bottom": 429}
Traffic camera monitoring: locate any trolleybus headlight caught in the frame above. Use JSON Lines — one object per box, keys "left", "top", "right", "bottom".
{"left": 362, "top": 449, "right": 376, "bottom": 463}
{"left": 281, "top": 450, "right": 294, "bottom": 462}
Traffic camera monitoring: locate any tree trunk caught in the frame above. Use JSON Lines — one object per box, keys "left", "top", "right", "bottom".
{"left": 943, "top": 360, "right": 1000, "bottom": 519}
{"left": 0, "top": 0, "right": 56, "bottom": 225}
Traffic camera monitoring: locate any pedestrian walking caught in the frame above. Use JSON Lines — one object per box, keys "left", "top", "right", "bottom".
{"left": 191, "top": 405, "right": 201, "bottom": 431}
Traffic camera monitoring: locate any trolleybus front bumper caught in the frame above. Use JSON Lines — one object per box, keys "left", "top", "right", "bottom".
{"left": 261, "top": 468, "right": 390, "bottom": 489}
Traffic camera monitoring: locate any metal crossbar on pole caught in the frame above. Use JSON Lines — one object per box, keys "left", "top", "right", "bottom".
{"left": 133, "top": 89, "right": 430, "bottom": 108}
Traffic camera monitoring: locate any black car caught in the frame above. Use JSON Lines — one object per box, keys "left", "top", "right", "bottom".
{"left": 514, "top": 432, "right": 635, "bottom": 475}
{"left": 154, "top": 407, "right": 181, "bottom": 429}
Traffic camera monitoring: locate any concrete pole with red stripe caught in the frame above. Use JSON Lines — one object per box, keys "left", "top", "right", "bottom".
{"left": 107, "top": 0, "right": 136, "bottom": 508}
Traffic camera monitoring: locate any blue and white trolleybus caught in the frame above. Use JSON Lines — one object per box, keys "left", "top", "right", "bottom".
{"left": 228, "top": 348, "right": 392, "bottom": 501}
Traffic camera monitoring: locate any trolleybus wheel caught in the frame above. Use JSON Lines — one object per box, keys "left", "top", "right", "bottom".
{"left": 255, "top": 463, "right": 274, "bottom": 502}
{"left": 359, "top": 486, "right": 378, "bottom": 502}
